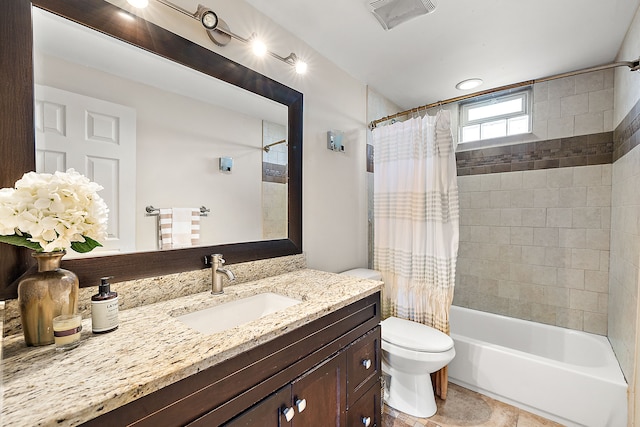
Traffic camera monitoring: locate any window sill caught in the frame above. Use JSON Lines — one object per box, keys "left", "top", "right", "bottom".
{"left": 456, "top": 132, "right": 534, "bottom": 152}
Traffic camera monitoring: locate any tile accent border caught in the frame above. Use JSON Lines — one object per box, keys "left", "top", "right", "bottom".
{"left": 613, "top": 97, "right": 640, "bottom": 161}
{"left": 456, "top": 132, "right": 613, "bottom": 176}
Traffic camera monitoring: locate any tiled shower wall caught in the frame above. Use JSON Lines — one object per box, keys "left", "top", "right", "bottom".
{"left": 451, "top": 69, "right": 615, "bottom": 335}
{"left": 610, "top": 143, "right": 640, "bottom": 385}
{"left": 454, "top": 165, "right": 611, "bottom": 334}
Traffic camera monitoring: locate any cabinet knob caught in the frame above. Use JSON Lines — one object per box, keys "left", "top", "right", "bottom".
{"left": 282, "top": 406, "right": 295, "bottom": 422}
{"left": 362, "top": 416, "right": 372, "bottom": 426}
{"left": 295, "top": 398, "right": 307, "bottom": 413}
{"left": 361, "top": 358, "right": 372, "bottom": 370}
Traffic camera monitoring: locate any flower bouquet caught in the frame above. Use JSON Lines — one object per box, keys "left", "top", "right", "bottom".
{"left": 0, "top": 169, "right": 108, "bottom": 253}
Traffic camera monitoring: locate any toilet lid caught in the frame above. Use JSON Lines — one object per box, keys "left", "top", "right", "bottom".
{"left": 381, "top": 317, "right": 454, "bottom": 352}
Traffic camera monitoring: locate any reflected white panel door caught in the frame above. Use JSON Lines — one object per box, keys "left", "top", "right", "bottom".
{"left": 34, "top": 84, "right": 136, "bottom": 255}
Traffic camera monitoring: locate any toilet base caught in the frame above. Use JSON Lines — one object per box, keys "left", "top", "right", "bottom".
{"left": 383, "top": 362, "right": 437, "bottom": 418}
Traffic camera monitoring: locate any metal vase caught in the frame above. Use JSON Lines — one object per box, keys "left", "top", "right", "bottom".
{"left": 18, "top": 251, "right": 79, "bottom": 346}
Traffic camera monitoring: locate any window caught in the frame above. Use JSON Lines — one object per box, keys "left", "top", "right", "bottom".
{"left": 459, "top": 89, "right": 532, "bottom": 143}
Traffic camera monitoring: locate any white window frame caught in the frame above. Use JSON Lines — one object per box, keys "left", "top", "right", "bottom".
{"left": 458, "top": 88, "right": 532, "bottom": 145}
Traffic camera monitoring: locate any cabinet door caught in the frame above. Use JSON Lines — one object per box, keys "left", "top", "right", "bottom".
{"left": 347, "top": 327, "right": 380, "bottom": 406}
{"left": 224, "top": 386, "right": 291, "bottom": 427}
{"left": 290, "top": 352, "right": 347, "bottom": 426}
{"left": 347, "top": 381, "right": 380, "bottom": 427}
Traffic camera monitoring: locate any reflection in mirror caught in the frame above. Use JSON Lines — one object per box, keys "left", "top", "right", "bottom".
{"left": 0, "top": 0, "right": 302, "bottom": 296}
{"left": 33, "top": 8, "right": 289, "bottom": 257}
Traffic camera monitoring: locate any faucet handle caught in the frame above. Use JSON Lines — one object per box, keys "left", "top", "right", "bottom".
{"left": 205, "top": 254, "right": 225, "bottom": 266}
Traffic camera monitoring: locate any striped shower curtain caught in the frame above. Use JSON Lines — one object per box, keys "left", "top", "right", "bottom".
{"left": 372, "top": 110, "right": 459, "bottom": 399}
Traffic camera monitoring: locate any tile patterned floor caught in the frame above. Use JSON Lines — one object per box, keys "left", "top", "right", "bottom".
{"left": 382, "top": 383, "right": 565, "bottom": 427}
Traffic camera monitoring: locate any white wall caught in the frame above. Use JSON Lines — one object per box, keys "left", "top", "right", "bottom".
{"left": 106, "top": 0, "right": 369, "bottom": 271}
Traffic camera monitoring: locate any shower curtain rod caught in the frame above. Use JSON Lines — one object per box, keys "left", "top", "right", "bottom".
{"left": 263, "top": 139, "right": 287, "bottom": 152}
{"left": 369, "top": 57, "right": 640, "bottom": 129}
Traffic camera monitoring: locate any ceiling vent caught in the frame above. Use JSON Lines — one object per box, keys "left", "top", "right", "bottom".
{"left": 369, "top": 0, "right": 437, "bottom": 30}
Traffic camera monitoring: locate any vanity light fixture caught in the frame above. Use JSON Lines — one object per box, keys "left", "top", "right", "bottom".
{"left": 456, "top": 78, "right": 484, "bottom": 90}
{"left": 250, "top": 35, "right": 268, "bottom": 57}
{"left": 128, "top": 0, "right": 308, "bottom": 74}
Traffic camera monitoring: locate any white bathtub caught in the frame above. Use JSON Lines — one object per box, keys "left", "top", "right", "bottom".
{"left": 447, "top": 305, "right": 627, "bottom": 427}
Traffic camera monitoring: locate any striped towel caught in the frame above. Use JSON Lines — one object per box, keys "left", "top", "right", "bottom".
{"left": 159, "top": 208, "right": 200, "bottom": 249}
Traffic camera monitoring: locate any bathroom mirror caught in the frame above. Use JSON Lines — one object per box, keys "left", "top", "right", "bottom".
{"left": 0, "top": 0, "right": 303, "bottom": 298}
{"left": 33, "top": 7, "right": 289, "bottom": 254}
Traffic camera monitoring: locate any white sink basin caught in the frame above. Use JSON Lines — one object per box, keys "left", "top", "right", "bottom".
{"left": 176, "top": 292, "right": 302, "bottom": 334}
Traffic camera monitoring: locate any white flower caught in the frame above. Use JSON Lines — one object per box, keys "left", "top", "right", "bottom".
{"left": 0, "top": 169, "right": 109, "bottom": 253}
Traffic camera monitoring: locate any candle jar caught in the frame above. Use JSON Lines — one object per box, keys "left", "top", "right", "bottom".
{"left": 53, "top": 314, "right": 83, "bottom": 351}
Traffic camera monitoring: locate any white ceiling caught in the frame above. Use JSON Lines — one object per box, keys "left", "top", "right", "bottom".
{"left": 246, "top": 0, "right": 640, "bottom": 111}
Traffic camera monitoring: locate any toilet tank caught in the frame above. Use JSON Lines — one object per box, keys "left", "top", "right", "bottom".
{"left": 340, "top": 268, "right": 382, "bottom": 281}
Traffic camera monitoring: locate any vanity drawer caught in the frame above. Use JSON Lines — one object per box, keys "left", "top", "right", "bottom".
{"left": 347, "top": 380, "right": 380, "bottom": 427}
{"left": 347, "top": 326, "right": 380, "bottom": 405}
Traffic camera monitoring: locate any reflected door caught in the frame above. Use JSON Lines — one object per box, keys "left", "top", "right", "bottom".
{"left": 34, "top": 84, "right": 136, "bottom": 254}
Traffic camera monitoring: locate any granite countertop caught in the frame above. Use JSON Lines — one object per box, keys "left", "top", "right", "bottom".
{"left": 1, "top": 269, "right": 382, "bottom": 427}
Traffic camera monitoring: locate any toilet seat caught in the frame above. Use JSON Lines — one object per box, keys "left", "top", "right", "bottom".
{"left": 381, "top": 316, "right": 453, "bottom": 352}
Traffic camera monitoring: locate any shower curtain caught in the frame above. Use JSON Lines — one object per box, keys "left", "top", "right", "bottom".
{"left": 372, "top": 110, "right": 459, "bottom": 399}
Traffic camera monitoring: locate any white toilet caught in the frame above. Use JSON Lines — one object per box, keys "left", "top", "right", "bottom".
{"left": 340, "top": 268, "right": 456, "bottom": 418}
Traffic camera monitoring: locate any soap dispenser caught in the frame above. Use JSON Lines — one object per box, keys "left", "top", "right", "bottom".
{"left": 91, "top": 276, "right": 119, "bottom": 334}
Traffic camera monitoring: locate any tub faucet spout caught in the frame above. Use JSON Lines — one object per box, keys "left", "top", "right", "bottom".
{"left": 210, "top": 254, "right": 235, "bottom": 294}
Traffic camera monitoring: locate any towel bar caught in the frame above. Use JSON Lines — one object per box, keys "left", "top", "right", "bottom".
{"left": 145, "top": 205, "right": 210, "bottom": 217}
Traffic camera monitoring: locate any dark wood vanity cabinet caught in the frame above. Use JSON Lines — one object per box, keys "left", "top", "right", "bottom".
{"left": 82, "top": 292, "right": 381, "bottom": 427}
{"left": 222, "top": 327, "right": 381, "bottom": 427}
{"left": 224, "top": 352, "right": 346, "bottom": 426}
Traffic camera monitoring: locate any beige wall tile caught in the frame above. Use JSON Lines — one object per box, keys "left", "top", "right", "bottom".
{"left": 510, "top": 189, "right": 535, "bottom": 208}
{"left": 586, "top": 229, "right": 610, "bottom": 250}
{"left": 587, "top": 186, "right": 612, "bottom": 207}
{"left": 547, "top": 208, "right": 573, "bottom": 227}
{"left": 498, "top": 280, "right": 520, "bottom": 299}
{"left": 558, "top": 187, "right": 587, "bottom": 207}
{"left": 499, "top": 245, "right": 522, "bottom": 263}
{"left": 557, "top": 268, "right": 585, "bottom": 289}
{"left": 522, "top": 245, "right": 546, "bottom": 265}
{"left": 522, "top": 208, "right": 547, "bottom": 227}
{"left": 589, "top": 88, "right": 614, "bottom": 113}
{"left": 545, "top": 247, "right": 572, "bottom": 268}
{"left": 559, "top": 228, "right": 586, "bottom": 248}
{"left": 511, "top": 227, "right": 534, "bottom": 245}
{"left": 570, "top": 289, "right": 600, "bottom": 311}
{"left": 481, "top": 173, "right": 501, "bottom": 191}
{"left": 575, "top": 71, "right": 605, "bottom": 94}
{"left": 574, "top": 165, "right": 604, "bottom": 186}
{"left": 571, "top": 248, "right": 601, "bottom": 270}
{"left": 545, "top": 287, "right": 571, "bottom": 308}
{"left": 501, "top": 209, "right": 522, "bottom": 226}
{"left": 585, "top": 271, "right": 609, "bottom": 293}
{"left": 556, "top": 307, "right": 584, "bottom": 329}
{"left": 533, "top": 227, "right": 559, "bottom": 247}
{"left": 548, "top": 77, "right": 575, "bottom": 99}
{"left": 500, "top": 172, "right": 523, "bottom": 190}
{"left": 561, "top": 93, "right": 589, "bottom": 117}
{"left": 547, "top": 168, "right": 574, "bottom": 188}
{"left": 548, "top": 116, "right": 575, "bottom": 138}
{"left": 572, "top": 207, "right": 603, "bottom": 228}
{"left": 534, "top": 188, "right": 560, "bottom": 207}
{"left": 490, "top": 191, "right": 511, "bottom": 208}
{"left": 575, "top": 112, "right": 604, "bottom": 135}
{"left": 584, "top": 312, "right": 608, "bottom": 335}
{"left": 522, "top": 170, "right": 547, "bottom": 189}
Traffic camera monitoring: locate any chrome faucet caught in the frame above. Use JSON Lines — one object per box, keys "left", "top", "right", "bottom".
{"left": 210, "top": 253, "right": 235, "bottom": 294}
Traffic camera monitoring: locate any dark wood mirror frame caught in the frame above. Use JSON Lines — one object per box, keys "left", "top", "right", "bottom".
{"left": 0, "top": 0, "right": 303, "bottom": 299}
